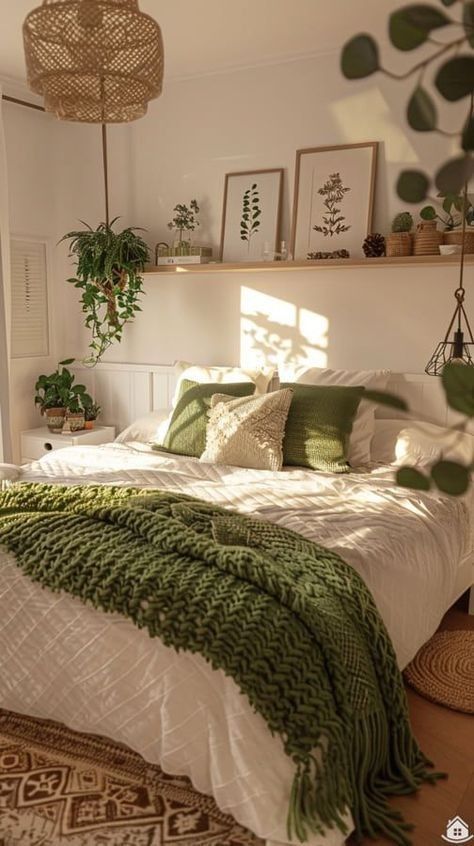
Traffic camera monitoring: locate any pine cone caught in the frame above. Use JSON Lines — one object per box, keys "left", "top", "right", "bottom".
{"left": 363, "top": 233, "right": 386, "bottom": 257}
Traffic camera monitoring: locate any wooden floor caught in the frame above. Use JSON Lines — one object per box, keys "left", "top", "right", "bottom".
{"left": 348, "top": 597, "right": 474, "bottom": 846}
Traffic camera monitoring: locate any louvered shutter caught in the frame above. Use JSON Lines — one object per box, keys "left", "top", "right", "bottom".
{"left": 10, "top": 239, "right": 49, "bottom": 358}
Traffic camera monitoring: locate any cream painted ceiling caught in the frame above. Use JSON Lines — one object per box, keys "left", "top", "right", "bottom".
{"left": 0, "top": 0, "right": 400, "bottom": 83}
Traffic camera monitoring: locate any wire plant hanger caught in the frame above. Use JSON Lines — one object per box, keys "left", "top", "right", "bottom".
{"left": 425, "top": 179, "right": 474, "bottom": 375}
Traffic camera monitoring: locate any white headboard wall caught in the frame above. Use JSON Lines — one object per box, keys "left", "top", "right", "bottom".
{"left": 73, "top": 362, "right": 468, "bottom": 435}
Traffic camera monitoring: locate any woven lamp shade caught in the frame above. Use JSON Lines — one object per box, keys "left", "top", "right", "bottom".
{"left": 23, "top": 0, "right": 164, "bottom": 123}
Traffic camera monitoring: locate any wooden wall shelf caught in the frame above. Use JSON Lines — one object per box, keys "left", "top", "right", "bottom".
{"left": 145, "top": 255, "right": 474, "bottom": 274}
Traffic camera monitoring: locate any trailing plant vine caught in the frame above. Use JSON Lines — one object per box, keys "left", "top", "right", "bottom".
{"left": 341, "top": 1, "right": 474, "bottom": 200}
{"left": 313, "top": 172, "right": 351, "bottom": 237}
{"left": 240, "top": 184, "right": 261, "bottom": 251}
{"left": 63, "top": 218, "right": 149, "bottom": 366}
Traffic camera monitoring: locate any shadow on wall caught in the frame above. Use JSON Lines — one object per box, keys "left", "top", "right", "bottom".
{"left": 240, "top": 286, "right": 328, "bottom": 371}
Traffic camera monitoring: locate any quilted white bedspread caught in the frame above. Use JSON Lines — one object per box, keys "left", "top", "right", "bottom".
{"left": 0, "top": 444, "right": 472, "bottom": 846}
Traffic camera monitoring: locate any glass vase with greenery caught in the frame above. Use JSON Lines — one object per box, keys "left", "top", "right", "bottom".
{"left": 167, "top": 200, "right": 200, "bottom": 256}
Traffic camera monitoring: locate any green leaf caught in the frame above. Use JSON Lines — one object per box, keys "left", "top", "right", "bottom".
{"left": 407, "top": 86, "right": 437, "bottom": 131}
{"left": 420, "top": 205, "right": 437, "bottom": 220}
{"left": 431, "top": 460, "right": 471, "bottom": 496}
{"left": 397, "top": 169, "right": 430, "bottom": 202}
{"left": 396, "top": 466, "right": 431, "bottom": 491}
{"left": 341, "top": 34, "right": 379, "bottom": 78}
{"left": 442, "top": 362, "right": 474, "bottom": 415}
{"left": 463, "top": 0, "right": 474, "bottom": 48}
{"left": 435, "top": 155, "right": 474, "bottom": 194}
{"left": 462, "top": 115, "right": 474, "bottom": 152}
{"left": 435, "top": 56, "right": 474, "bottom": 101}
{"left": 389, "top": 4, "right": 449, "bottom": 50}
{"left": 59, "top": 358, "right": 75, "bottom": 366}
{"left": 363, "top": 389, "right": 408, "bottom": 411}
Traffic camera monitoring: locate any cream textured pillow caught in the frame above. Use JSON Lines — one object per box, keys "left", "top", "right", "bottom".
{"left": 200, "top": 388, "right": 293, "bottom": 471}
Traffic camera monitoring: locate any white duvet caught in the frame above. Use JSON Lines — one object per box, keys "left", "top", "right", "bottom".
{"left": 0, "top": 443, "right": 472, "bottom": 846}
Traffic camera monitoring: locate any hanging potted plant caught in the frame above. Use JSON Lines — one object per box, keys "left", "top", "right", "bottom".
{"left": 62, "top": 218, "right": 149, "bottom": 366}
{"left": 34, "top": 359, "right": 93, "bottom": 433}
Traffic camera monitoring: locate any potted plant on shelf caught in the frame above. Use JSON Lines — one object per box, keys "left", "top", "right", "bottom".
{"left": 62, "top": 218, "right": 149, "bottom": 366}
{"left": 83, "top": 401, "right": 101, "bottom": 430}
{"left": 386, "top": 212, "right": 413, "bottom": 257}
{"left": 420, "top": 194, "right": 474, "bottom": 254}
{"left": 34, "top": 359, "right": 93, "bottom": 433}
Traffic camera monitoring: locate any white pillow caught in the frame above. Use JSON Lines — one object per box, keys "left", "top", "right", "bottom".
{"left": 115, "top": 410, "right": 170, "bottom": 444}
{"left": 279, "top": 365, "right": 390, "bottom": 467}
{"left": 394, "top": 422, "right": 473, "bottom": 468}
{"left": 154, "top": 362, "right": 276, "bottom": 447}
{"left": 173, "top": 361, "right": 275, "bottom": 398}
{"left": 370, "top": 420, "right": 405, "bottom": 465}
{"left": 371, "top": 419, "right": 474, "bottom": 467}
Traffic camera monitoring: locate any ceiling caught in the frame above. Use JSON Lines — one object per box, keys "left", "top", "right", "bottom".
{"left": 0, "top": 0, "right": 400, "bottom": 84}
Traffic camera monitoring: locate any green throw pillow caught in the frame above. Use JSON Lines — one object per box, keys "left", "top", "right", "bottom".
{"left": 157, "top": 379, "right": 255, "bottom": 458}
{"left": 280, "top": 383, "right": 364, "bottom": 472}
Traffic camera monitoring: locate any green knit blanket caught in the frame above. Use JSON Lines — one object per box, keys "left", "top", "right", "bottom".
{"left": 0, "top": 483, "right": 437, "bottom": 845}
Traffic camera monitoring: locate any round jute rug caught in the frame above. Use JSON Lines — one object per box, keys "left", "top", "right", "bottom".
{"left": 404, "top": 630, "right": 474, "bottom": 715}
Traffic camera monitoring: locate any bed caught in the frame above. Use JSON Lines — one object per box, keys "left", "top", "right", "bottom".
{"left": 1, "top": 436, "right": 472, "bottom": 846}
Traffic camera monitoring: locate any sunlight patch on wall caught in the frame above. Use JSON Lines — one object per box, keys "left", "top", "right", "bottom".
{"left": 330, "top": 87, "right": 418, "bottom": 164}
{"left": 240, "top": 286, "right": 328, "bottom": 371}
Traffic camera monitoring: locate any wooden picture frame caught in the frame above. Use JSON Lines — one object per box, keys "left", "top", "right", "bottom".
{"left": 290, "top": 142, "right": 378, "bottom": 260}
{"left": 220, "top": 168, "right": 284, "bottom": 262}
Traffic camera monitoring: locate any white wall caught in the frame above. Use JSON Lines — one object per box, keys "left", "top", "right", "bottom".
{"left": 98, "top": 51, "right": 467, "bottom": 375}
{"left": 3, "top": 97, "right": 131, "bottom": 460}
{"left": 4, "top": 43, "right": 471, "bottom": 452}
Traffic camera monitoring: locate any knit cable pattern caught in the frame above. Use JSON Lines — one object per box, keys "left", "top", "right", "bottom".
{"left": 0, "top": 483, "right": 438, "bottom": 845}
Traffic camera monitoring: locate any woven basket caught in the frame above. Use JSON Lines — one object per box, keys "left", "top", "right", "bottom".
{"left": 386, "top": 232, "right": 413, "bottom": 257}
{"left": 414, "top": 221, "right": 443, "bottom": 256}
{"left": 443, "top": 230, "right": 474, "bottom": 255}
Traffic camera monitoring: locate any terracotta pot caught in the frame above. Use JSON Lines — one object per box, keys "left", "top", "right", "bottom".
{"left": 443, "top": 229, "right": 474, "bottom": 254}
{"left": 45, "top": 407, "right": 66, "bottom": 433}
{"left": 84, "top": 420, "right": 95, "bottom": 430}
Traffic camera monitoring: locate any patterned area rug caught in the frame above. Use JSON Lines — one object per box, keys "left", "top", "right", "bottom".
{"left": 0, "top": 710, "right": 263, "bottom": 846}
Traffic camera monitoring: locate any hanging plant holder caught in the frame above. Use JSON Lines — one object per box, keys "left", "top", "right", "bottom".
{"left": 425, "top": 287, "right": 474, "bottom": 376}
{"left": 23, "top": 0, "right": 164, "bottom": 124}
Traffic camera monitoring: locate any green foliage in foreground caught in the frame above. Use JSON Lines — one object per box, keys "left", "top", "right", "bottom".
{"left": 373, "top": 363, "right": 473, "bottom": 496}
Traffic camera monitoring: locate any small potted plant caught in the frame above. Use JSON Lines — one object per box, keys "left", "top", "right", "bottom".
{"left": 386, "top": 212, "right": 413, "bottom": 257}
{"left": 83, "top": 401, "right": 101, "bottom": 430}
{"left": 420, "top": 195, "right": 474, "bottom": 254}
{"left": 35, "top": 359, "right": 92, "bottom": 433}
{"left": 167, "top": 200, "right": 200, "bottom": 256}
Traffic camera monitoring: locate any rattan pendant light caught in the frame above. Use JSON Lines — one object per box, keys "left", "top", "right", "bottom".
{"left": 23, "top": 0, "right": 164, "bottom": 124}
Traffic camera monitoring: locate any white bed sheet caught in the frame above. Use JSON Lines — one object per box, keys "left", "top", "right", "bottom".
{"left": 0, "top": 443, "right": 472, "bottom": 846}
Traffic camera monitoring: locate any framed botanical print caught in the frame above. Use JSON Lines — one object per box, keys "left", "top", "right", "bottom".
{"left": 220, "top": 168, "right": 284, "bottom": 262}
{"left": 290, "top": 143, "right": 378, "bottom": 260}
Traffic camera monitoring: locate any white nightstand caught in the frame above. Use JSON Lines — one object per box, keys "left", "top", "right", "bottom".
{"left": 21, "top": 425, "right": 116, "bottom": 464}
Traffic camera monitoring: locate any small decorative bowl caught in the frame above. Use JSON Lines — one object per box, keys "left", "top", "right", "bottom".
{"left": 439, "top": 244, "right": 461, "bottom": 255}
